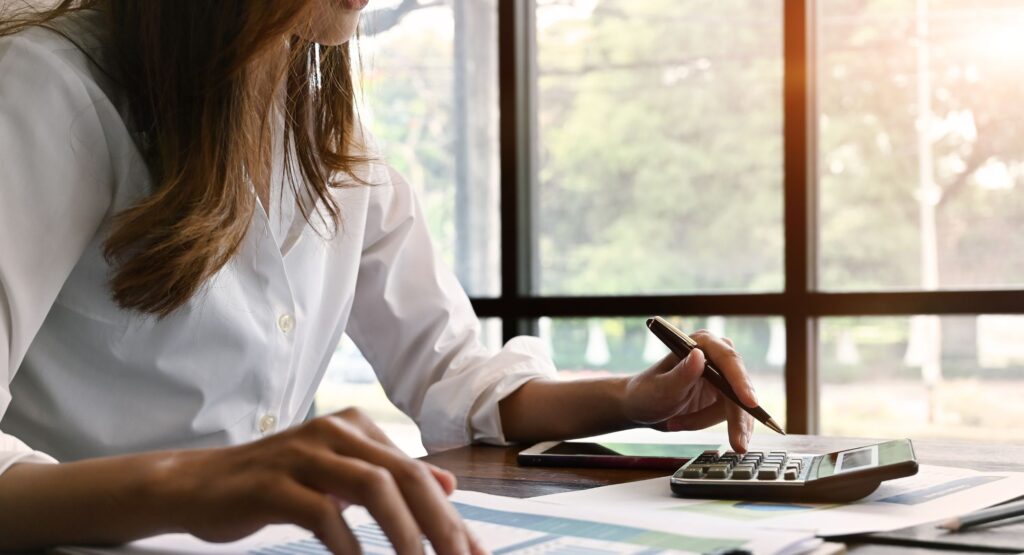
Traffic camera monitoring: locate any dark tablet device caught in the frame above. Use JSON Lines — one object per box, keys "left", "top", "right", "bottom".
{"left": 518, "top": 441, "right": 721, "bottom": 471}
{"left": 670, "top": 439, "right": 919, "bottom": 502}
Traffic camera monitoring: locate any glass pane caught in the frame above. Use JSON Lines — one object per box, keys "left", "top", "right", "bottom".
{"left": 818, "top": 1, "right": 1024, "bottom": 291}
{"left": 820, "top": 315, "right": 1024, "bottom": 442}
{"left": 360, "top": 1, "right": 500, "bottom": 297}
{"left": 534, "top": 1, "right": 784, "bottom": 295}
{"left": 317, "top": 319, "right": 503, "bottom": 456}
{"left": 544, "top": 316, "right": 786, "bottom": 432}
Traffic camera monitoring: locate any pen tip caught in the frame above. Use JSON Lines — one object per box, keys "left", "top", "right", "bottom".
{"left": 765, "top": 418, "right": 785, "bottom": 435}
{"left": 938, "top": 518, "right": 959, "bottom": 531}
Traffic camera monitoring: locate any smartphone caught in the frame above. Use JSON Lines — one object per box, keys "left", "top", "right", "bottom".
{"left": 518, "top": 441, "right": 722, "bottom": 471}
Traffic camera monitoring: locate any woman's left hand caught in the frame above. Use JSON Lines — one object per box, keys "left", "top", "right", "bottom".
{"left": 621, "top": 330, "right": 757, "bottom": 453}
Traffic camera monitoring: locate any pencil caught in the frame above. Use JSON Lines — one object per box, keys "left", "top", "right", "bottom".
{"left": 646, "top": 316, "right": 785, "bottom": 435}
{"left": 938, "top": 499, "right": 1024, "bottom": 532}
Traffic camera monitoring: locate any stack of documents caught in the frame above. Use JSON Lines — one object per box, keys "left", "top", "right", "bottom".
{"left": 59, "top": 490, "right": 821, "bottom": 555}
{"left": 535, "top": 464, "right": 1024, "bottom": 537}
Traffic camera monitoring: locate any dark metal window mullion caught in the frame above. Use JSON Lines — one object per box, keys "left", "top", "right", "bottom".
{"left": 497, "top": 0, "right": 535, "bottom": 342}
{"left": 783, "top": 0, "right": 818, "bottom": 434}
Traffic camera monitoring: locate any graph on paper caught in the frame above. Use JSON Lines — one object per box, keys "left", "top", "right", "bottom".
{"left": 250, "top": 501, "right": 745, "bottom": 555}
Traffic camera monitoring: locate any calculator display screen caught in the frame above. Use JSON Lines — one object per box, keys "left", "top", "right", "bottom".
{"left": 838, "top": 446, "right": 876, "bottom": 471}
{"left": 815, "top": 439, "right": 915, "bottom": 478}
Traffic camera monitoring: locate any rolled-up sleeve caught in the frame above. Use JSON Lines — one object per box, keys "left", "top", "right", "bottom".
{"left": 0, "top": 34, "right": 114, "bottom": 474}
{"left": 346, "top": 166, "right": 556, "bottom": 453}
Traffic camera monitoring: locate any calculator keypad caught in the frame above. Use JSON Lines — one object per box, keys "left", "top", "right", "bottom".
{"left": 677, "top": 449, "right": 810, "bottom": 483}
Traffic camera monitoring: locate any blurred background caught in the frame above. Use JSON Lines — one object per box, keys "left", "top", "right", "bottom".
{"left": 316, "top": 0, "right": 1024, "bottom": 456}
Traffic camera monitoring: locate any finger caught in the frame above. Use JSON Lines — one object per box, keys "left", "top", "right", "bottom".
{"left": 314, "top": 424, "right": 471, "bottom": 555}
{"left": 334, "top": 408, "right": 402, "bottom": 451}
{"left": 690, "top": 331, "right": 759, "bottom": 408}
{"left": 300, "top": 454, "right": 424, "bottom": 555}
{"left": 328, "top": 412, "right": 457, "bottom": 494}
{"left": 467, "top": 526, "right": 488, "bottom": 555}
{"left": 664, "top": 397, "right": 728, "bottom": 431}
{"left": 359, "top": 455, "right": 469, "bottom": 555}
{"left": 724, "top": 396, "right": 754, "bottom": 454}
{"left": 274, "top": 482, "right": 361, "bottom": 555}
{"left": 425, "top": 463, "right": 458, "bottom": 496}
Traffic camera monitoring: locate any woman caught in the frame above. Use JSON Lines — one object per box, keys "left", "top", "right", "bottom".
{"left": 0, "top": 1, "right": 758, "bottom": 553}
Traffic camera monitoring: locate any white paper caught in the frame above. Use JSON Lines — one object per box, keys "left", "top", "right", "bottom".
{"left": 55, "top": 490, "right": 819, "bottom": 555}
{"left": 535, "top": 464, "right": 1024, "bottom": 536}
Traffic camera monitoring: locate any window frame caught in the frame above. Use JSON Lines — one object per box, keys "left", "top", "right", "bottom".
{"left": 470, "top": 0, "right": 1024, "bottom": 434}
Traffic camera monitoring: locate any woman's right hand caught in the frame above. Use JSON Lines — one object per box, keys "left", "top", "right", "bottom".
{"left": 152, "top": 408, "right": 485, "bottom": 555}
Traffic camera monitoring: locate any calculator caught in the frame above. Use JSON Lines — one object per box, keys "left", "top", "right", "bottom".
{"left": 670, "top": 439, "right": 918, "bottom": 502}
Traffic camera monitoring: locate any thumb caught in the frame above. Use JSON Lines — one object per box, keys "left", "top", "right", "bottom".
{"left": 663, "top": 347, "right": 706, "bottom": 389}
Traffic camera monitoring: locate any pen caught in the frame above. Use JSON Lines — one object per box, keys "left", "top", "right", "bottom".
{"left": 939, "top": 498, "right": 1024, "bottom": 532}
{"left": 646, "top": 316, "right": 785, "bottom": 435}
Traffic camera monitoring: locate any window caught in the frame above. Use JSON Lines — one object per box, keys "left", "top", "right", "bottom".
{"left": 359, "top": 0, "right": 500, "bottom": 297}
{"left": 820, "top": 315, "right": 1024, "bottom": 442}
{"left": 534, "top": 2, "right": 784, "bottom": 295}
{"left": 324, "top": 0, "right": 1024, "bottom": 446}
{"left": 818, "top": 1, "right": 1024, "bottom": 291}
{"left": 317, "top": 1, "right": 499, "bottom": 455}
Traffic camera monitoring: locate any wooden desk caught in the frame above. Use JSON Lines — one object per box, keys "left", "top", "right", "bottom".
{"left": 422, "top": 433, "right": 1024, "bottom": 554}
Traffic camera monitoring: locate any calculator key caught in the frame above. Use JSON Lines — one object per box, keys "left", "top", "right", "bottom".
{"left": 731, "top": 465, "right": 755, "bottom": 479}
{"left": 769, "top": 451, "right": 787, "bottom": 457}
{"left": 705, "top": 464, "right": 731, "bottom": 479}
{"left": 683, "top": 466, "right": 705, "bottom": 479}
{"left": 757, "top": 468, "right": 779, "bottom": 480}
{"left": 784, "top": 468, "right": 799, "bottom": 480}
{"left": 747, "top": 451, "right": 765, "bottom": 458}
{"left": 741, "top": 455, "right": 761, "bottom": 465}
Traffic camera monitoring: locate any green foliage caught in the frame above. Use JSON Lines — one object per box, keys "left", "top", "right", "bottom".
{"left": 537, "top": 0, "right": 784, "bottom": 295}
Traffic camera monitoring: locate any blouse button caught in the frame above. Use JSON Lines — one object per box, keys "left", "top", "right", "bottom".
{"left": 258, "top": 414, "right": 278, "bottom": 434}
{"left": 277, "top": 313, "right": 295, "bottom": 334}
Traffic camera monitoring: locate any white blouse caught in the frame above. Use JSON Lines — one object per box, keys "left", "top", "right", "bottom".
{"left": 0, "top": 14, "right": 555, "bottom": 476}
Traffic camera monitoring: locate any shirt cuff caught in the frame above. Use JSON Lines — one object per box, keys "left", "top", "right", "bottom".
{"left": 0, "top": 432, "right": 58, "bottom": 476}
{"left": 418, "top": 336, "right": 557, "bottom": 453}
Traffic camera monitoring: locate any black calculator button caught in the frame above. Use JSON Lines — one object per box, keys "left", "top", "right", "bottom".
{"left": 757, "top": 468, "right": 779, "bottom": 480}
{"left": 705, "top": 464, "right": 731, "bottom": 479}
{"left": 731, "top": 466, "right": 755, "bottom": 479}
{"left": 784, "top": 469, "right": 799, "bottom": 480}
{"left": 741, "top": 455, "right": 761, "bottom": 465}
{"left": 683, "top": 466, "right": 705, "bottom": 478}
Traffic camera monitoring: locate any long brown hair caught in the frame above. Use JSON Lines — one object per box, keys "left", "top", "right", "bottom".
{"left": 0, "top": 1, "right": 368, "bottom": 316}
